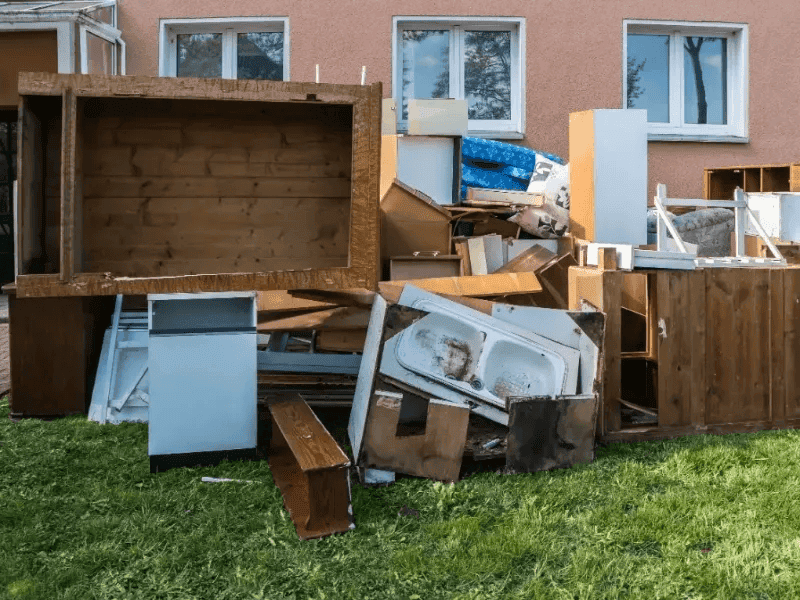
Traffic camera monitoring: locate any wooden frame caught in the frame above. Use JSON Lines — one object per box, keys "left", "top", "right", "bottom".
{"left": 15, "top": 72, "right": 382, "bottom": 297}
{"left": 569, "top": 265, "right": 800, "bottom": 442}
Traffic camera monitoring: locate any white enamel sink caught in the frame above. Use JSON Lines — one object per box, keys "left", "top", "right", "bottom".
{"left": 393, "top": 297, "right": 577, "bottom": 408}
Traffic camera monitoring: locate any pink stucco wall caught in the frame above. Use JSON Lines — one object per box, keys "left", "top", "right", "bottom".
{"left": 119, "top": 1, "right": 800, "bottom": 199}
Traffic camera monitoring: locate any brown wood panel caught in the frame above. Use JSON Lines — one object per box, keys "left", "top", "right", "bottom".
{"left": 705, "top": 269, "right": 771, "bottom": 425}
{"left": 770, "top": 269, "right": 786, "bottom": 423}
{"left": 568, "top": 111, "right": 595, "bottom": 240}
{"left": 0, "top": 32, "right": 57, "bottom": 108}
{"left": 8, "top": 292, "right": 114, "bottom": 417}
{"left": 602, "top": 271, "right": 623, "bottom": 433}
{"left": 19, "top": 72, "right": 379, "bottom": 104}
{"left": 657, "top": 270, "right": 705, "bottom": 428}
{"left": 269, "top": 397, "right": 349, "bottom": 472}
{"left": 60, "top": 90, "right": 77, "bottom": 280}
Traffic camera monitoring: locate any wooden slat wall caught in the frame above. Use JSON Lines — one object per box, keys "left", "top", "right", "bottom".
{"left": 570, "top": 265, "right": 800, "bottom": 442}
{"left": 79, "top": 98, "right": 352, "bottom": 278}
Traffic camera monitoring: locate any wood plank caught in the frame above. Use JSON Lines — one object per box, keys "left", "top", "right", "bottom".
{"left": 378, "top": 272, "right": 542, "bottom": 303}
{"left": 268, "top": 396, "right": 349, "bottom": 472}
{"left": 257, "top": 306, "right": 370, "bottom": 332}
{"left": 688, "top": 270, "right": 706, "bottom": 429}
{"left": 60, "top": 89, "right": 77, "bottom": 280}
{"left": 267, "top": 394, "right": 353, "bottom": 540}
{"left": 316, "top": 328, "right": 367, "bottom": 353}
{"left": 19, "top": 72, "right": 379, "bottom": 104}
{"left": 82, "top": 176, "right": 352, "bottom": 198}
{"left": 781, "top": 268, "right": 800, "bottom": 418}
{"left": 602, "top": 270, "right": 623, "bottom": 433}
{"left": 656, "top": 270, "right": 702, "bottom": 428}
{"left": 770, "top": 269, "right": 786, "bottom": 423}
{"left": 15, "top": 268, "right": 374, "bottom": 298}
{"left": 705, "top": 269, "right": 771, "bottom": 424}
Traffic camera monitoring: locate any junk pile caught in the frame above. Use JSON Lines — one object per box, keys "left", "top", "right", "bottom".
{"left": 64, "top": 83, "right": 800, "bottom": 543}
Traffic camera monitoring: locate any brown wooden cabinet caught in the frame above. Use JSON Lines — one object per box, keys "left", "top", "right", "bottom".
{"left": 7, "top": 288, "right": 114, "bottom": 418}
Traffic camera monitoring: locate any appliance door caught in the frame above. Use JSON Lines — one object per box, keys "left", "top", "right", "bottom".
{"left": 148, "top": 331, "right": 256, "bottom": 456}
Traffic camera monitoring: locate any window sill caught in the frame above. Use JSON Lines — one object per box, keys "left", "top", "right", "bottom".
{"left": 647, "top": 133, "right": 749, "bottom": 144}
{"left": 396, "top": 127, "right": 524, "bottom": 140}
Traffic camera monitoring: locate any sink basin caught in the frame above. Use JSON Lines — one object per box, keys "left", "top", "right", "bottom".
{"left": 392, "top": 297, "right": 578, "bottom": 409}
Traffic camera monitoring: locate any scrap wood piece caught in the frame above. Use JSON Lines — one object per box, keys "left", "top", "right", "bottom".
{"left": 378, "top": 272, "right": 542, "bottom": 303}
{"left": 257, "top": 306, "right": 370, "bottom": 332}
{"left": 266, "top": 394, "right": 354, "bottom": 540}
{"left": 362, "top": 387, "right": 470, "bottom": 483}
{"left": 257, "top": 291, "right": 335, "bottom": 313}
{"left": 315, "top": 328, "right": 367, "bottom": 353}
{"left": 495, "top": 245, "right": 577, "bottom": 309}
{"left": 506, "top": 395, "right": 599, "bottom": 473}
{"left": 287, "top": 288, "right": 375, "bottom": 308}
{"left": 465, "top": 187, "right": 547, "bottom": 207}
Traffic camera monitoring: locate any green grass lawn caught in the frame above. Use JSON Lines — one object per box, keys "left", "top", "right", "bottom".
{"left": 3, "top": 394, "right": 800, "bottom": 600}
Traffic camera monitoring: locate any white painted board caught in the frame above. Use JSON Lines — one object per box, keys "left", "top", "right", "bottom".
{"left": 397, "top": 136, "right": 457, "bottom": 205}
{"left": 592, "top": 109, "right": 648, "bottom": 246}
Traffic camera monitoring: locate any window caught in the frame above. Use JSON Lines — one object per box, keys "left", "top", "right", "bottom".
{"left": 160, "top": 18, "right": 289, "bottom": 80}
{"left": 624, "top": 20, "right": 748, "bottom": 141}
{"left": 393, "top": 17, "right": 525, "bottom": 137}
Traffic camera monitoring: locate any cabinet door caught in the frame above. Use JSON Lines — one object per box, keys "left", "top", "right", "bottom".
{"left": 148, "top": 333, "right": 256, "bottom": 455}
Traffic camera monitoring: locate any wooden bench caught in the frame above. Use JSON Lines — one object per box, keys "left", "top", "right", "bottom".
{"left": 267, "top": 394, "right": 353, "bottom": 540}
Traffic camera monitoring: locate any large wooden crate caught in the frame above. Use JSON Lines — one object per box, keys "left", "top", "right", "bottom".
{"left": 15, "top": 73, "right": 381, "bottom": 297}
{"left": 569, "top": 265, "right": 800, "bottom": 442}
{"left": 704, "top": 162, "right": 800, "bottom": 200}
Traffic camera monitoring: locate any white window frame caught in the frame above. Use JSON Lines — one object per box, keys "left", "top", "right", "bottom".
{"left": 392, "top": 16, "right": 525, "bottom": 139}
{"left": 623, "top": 20, "right": 748, "bottom": 142}
{"left": 159, "top": 17, "right": 290, "bottom": 80}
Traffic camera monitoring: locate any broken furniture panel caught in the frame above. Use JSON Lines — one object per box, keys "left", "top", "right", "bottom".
{"left": 267, "top": 394, "right": 354, "bottom": 540}
{"left": 389, "top": 254, "right": 462, "bottom": 280}
{"left": 495, "top": 245, "right": 577, "bottom": 309}
{"left": 378, "top": 272, "right": 542, "bottom": 304}
{"left": 506, "top": 395, "right": 599, "bottom": 473}
{"left": 15, "top": 72, "right": 381, "bottom": 297}
{"left": 406, "top": 99, "right": 468, "bottom": 136}
{"left": 381, "top": 134, "right": 461, "bottom": 206}
{"left": 362, "top": 386, "right": 470, "bottom": 482}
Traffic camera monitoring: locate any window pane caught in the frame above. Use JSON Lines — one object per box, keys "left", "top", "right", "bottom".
{"left": 238, "top": 32, "right": 284, "bottom": 80}
{"left": 464, "top": 30, "right": 511, "bottom": 121}
{"left": 86, "top": 32, "right": 114, "bottom": 75}
{"left": 627, "top": 34, "right": 670, "bottom": 123}
{"left": 177, "top": 33, "right": 222, "bottom": 78}
{"left": 684, "top": 37, "right": 727, "bottom": 125}
{"left": 88, "top": 6, "right": 114, "bottom": 26}
{"left": 400, "top": 30, "right": 450, "bottom": 120}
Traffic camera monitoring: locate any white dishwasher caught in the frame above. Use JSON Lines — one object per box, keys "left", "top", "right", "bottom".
{"left": 147, "top": 292, "right": 257, "bottom": 472}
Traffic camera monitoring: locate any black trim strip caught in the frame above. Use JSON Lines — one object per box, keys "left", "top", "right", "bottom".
{"left": 149, "top": 327, "right": 256, "bottom": 336}
{"left": 149, "top": 448, "right": 259, "bottom": 473}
